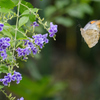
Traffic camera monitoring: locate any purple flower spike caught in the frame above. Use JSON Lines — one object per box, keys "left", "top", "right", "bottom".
{"left": 0, "top": 23, "right": 4, "bottom": 32}
{"left": 17, "top": 97, "right": 24, "bottom": 100}
{"left": 32, "top": 21, "right": 39, "bottom": 28}
{"left": 48, "top": 22, "right": 58, "bottom": 37}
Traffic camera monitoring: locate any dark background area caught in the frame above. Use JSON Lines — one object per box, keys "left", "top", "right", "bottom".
{"left": 1, "top": 0, "right": 100, "bottom": 100}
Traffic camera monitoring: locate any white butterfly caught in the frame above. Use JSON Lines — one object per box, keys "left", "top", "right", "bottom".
{"left": 80, "top": 20, "right": 100, "bottom": 48}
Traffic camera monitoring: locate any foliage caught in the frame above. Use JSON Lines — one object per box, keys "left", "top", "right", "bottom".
{"left": 8, "top": 76, "right": 67, "bottom": 100}
{"left": 0, "top": 0, "right": 59, "bottom": 99}
{"left": 44, "top": 0, "right": 93, "bottom": 27}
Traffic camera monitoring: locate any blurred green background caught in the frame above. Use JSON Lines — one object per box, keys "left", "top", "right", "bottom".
{"left": 1, "top": 0, "right": 100, "bottom": 100}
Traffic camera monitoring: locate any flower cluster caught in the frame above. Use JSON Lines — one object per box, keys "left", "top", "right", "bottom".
{"left": 0, "top": 23, "right": 4, "bottom": 32}
{"left": 32, "top": 33, "right": 49, "bottom": 48}
{"left": 16, "top": 40, "right": 38, "bottom": 58}
{"left": 16, "top": 47, "right": 31, "bottom": 58}
{"left": 0, "top": 71, "right": 22, "bottom": 86}
{"left": 17, "top": 97, "right": 24, "bottom": 100}
{"left": 48, "top": 22, "right": 58, "bottom": 37}
{"left": 24, "top": 39, "right": 38, "bottom": 55}
{"left": 16, "top": 33, "right": 49, "bottom": 58}
{"left": 12, "top": 71, "right": 22, "bottom": 84}
{"left": 0, "top": 37, "right": 10, "bottom": 60}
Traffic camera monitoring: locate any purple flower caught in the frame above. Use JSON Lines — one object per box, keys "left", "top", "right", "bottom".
{"left": 0, "top": 78, "right": 8, "bottom": 86}
{"left": 24, "top": 40, "right": 29, "bottom": 45}
{"left": 27, "top": 42, "right": 38, "bottom": 54}
{"left": 48, "top": 22, "right": 58, "bottom": 37}
{"left": 0, "top": 71, "right": 22, "bottom": 86}
{"left": 17, "top": 97, "right": 24, "bottom": 100}
{"left": 5, "top": 73, "right": 12, "bottom": 83}
{"left": 17, "top": 39, "right": 39, "bottom": 57}
{"left": 0, "top": 23, "right": 4, "bottom": 32}
{"left": 32, "top": 21, "right": 39, "bottom": 28}
{"left": 31, "top": 46, "right": 38, "bottom": 55}
{"left": 1, "top": 51, "right": 7, "bottom": 60}
{"left": 0, "top": 73, "right": 12, "bottom": 86}
{"left": 5, "top": 37, "right": 10, "bottom": 42}
{"left": 16, "top": 47, "right": 31, "bottom": 57}
{"left": 0, "top": 37, "right": 10, "bottom": 60}
{"left": 32, "top": 33, "right": 49, "bottom": 48}
{"left": 17, "top": 33, "right": 48, "bottom": 58}
{"left": 12, "top": 71, "right": 22, "bottom": 84}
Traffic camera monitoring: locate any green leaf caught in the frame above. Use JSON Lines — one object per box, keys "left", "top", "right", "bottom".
{"left": 19, "top": 16, "right": 29, "bottom": 28}
{"left": 0, "top": 0, "right": 15, "bottom": 9}
{"left": 16, "top": 40, "right": 23, "bottom": 47}
{"left": 55, "top": 0, "right": 69, "bottom": 9}
{"left": 66, "top": 6, "right": 84, "bottom": 18}
{"left": 66, "top": 3, "right": 93, "bottom": 18}
{"left": 17, "top": 28, "right": 27, "bottom": 40}
{"left": 0, "top": 8, "right": 13, "bottom": 13}
{"left": 29, "top": 13, "right": 36, "bottom": 22}
{"left": 0, "top": 64, "right": 8, "bottom": 74}
{"left": 45, "top": 6, "right": 56, "bottom": 17}
{"left": 2, "top": 29, "right": 12, "bottom": 38}
{"left": 0, "top": 85, "right": 4, "bottom": 89}
{"left": 3, "top": 23, "right": 13, "bottom": 38}
{"left": 55, "top": 17, "right": 74, "bottom": 27}
{"left": 80, "top": 3, "right": 93, "bottom": 14}
{"left": 21, "top": 8, "right": 38, "bottom": 22}
{"left": 11, "top": 0, "right": 19, "bottom": 5}
{"left": 21, "top": 8, "right": 39, "bottom": 16}
{"left": 4, "top": 23, "right": 13, "bottom": 29}
{"left": 20, "top": 1, "right": 33, "bottom": 13}
{"left": 21, "top": 10, "right": 30, "bottom": 16}
{"left": 6, "top": 50, "right": 13, "bottom": 62}
{"left": 80, "top": 0, "right": 91, "bottom": 3}
{"left": 9, "top": 25, "right": 27, "bottom": 40}
{"left": 29, "top": 8, "right": 39, "bottom": 13}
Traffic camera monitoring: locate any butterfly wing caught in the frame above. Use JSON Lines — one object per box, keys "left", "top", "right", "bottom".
{"left": 80, "top": 28, "right": 99, "bottom": 48}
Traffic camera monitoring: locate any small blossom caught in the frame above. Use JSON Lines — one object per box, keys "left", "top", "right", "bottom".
{"left": 0, "top": 73, "right": 12, "bottom": 86}
{"left": 16, "top": 47, "right": 31, "bottom": 57}
{"left": 32, "top": 21, "right": 39, "bottom": 28}
{"left": 12, "top": 71, "right": 22, "bottom": 84}
{"left": 32, "top": 33, "right": 49, "bottom": 48}
{"left": 0, "top": 23, "right": 4, "bottom": 32}
{"left": 17, "top": 97, "right": 24, "bottom": 100}
{"left": 48, "top": 22, "right": 58, "bottom": 37}
{"left": 5, "top": 73, "right": 12, "bottom": 83}
{"left": 0, "top": 78, "right": 8, "bottom": 86}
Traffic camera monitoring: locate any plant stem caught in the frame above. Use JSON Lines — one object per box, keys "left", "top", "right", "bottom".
{"left": 12, "top": 0, "right": 21, "bottom": 69}
{"left": 0, "top": 89, "right": 10, "bottom": 100}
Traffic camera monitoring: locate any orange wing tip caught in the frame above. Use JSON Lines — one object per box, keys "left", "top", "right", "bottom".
{"left": 90, "top": 21, "right": 96, "bottom": 24}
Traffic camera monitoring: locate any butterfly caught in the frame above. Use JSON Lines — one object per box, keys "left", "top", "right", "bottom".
{"left": 80, "top": 20, "right": 100, "bottom": 48}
